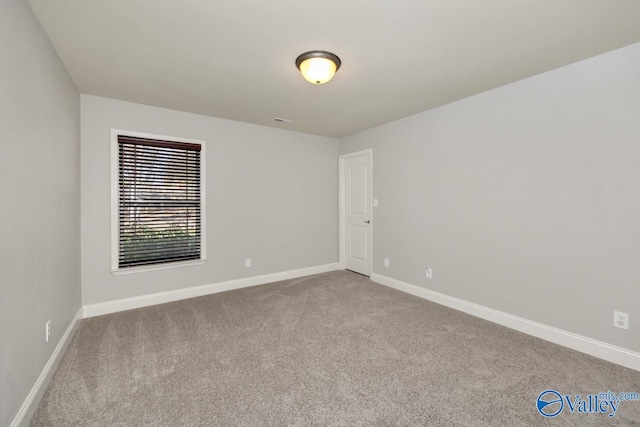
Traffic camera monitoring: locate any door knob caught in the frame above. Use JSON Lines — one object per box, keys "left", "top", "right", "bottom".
{"left": 364, "top": 220, "right": 370, "bottom": 224}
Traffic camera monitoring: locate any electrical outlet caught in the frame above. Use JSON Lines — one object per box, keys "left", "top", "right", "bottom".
{"left": 384, "top": 258, "right": 389, "bottom": 268}
{"left": 245, "top": 258, "right": 251, "bottom": 268}
{"left": 425, "top": 267, "right": 433, "bottom": 279}
{"left": 45, "top": 320, "right": 51, "bottom": 342}
{"left": 614, "top": 311, "right": 629, "bottom": 330}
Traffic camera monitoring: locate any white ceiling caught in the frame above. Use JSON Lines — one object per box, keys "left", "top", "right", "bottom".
{"left": 28, "top": 0, "right": 640, "bottom": 138}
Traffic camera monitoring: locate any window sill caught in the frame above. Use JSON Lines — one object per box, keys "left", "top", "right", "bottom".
{"left": 111, "top": 259, "right": 206, "bottom": 276}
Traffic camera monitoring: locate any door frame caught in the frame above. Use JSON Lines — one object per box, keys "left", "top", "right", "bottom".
{"left": 339, "top": 148, "right": 373, "bottom": 274}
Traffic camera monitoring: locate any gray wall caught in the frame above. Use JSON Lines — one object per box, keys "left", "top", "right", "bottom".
{"left": 81, "top": 95, "right": 339, "bottom": 305}
{"left": 340, "top": 43, "right": 640, "bottom": 353}
{"left": 0, "top": 1, "right": 81, "bottom": 425}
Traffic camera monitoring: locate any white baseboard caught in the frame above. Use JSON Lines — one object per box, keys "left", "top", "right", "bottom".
{"left": 83, "top": 263, "right": 341, "bottom": 318}
{"left": 10, "top": 308, "right": 83, "bottom": 427}
{"left": 371, "top": 273, "right": 640, "bottom": 372}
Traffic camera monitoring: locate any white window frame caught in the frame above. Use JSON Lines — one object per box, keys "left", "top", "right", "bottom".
{"left": 110, "top": 129, "right": 207, "bottom": 275}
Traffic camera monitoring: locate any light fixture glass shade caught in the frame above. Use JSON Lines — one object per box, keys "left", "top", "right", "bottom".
{"left": 299, "top": 57, "right": 337, "bottom": 84}
{"left": 296, "top": 51, "right": 341, "bottom": 85}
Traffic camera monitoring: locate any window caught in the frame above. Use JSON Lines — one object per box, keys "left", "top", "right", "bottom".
{"left": 111, "top": 130, "right": 206, "bottom": 273}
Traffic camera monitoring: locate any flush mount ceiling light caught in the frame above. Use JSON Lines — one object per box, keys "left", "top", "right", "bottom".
{"left": 295, "top": 50, "right": 341, "bottom": 85}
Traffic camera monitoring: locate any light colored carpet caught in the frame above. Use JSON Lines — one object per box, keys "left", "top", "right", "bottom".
{"left": 31, "top": 271, "right": 640, "bottom": 426}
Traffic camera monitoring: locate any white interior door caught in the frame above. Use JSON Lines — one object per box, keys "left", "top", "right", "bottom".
{"left": 343, "top": 151, "right": 372, "bottom": 275}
